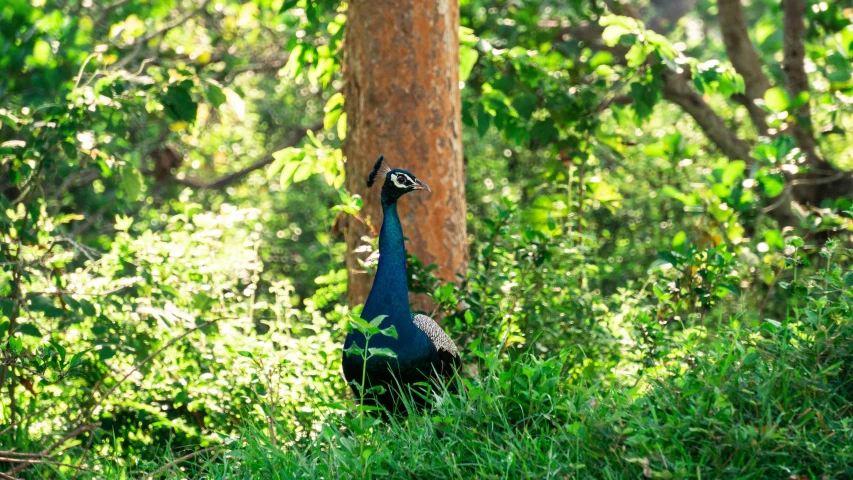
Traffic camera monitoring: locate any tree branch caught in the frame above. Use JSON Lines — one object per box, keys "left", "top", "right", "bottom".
{"left": 782, "top": 0, "right": 818, "bottom": 158}
{"left": 781, "top": 0, "right": 853, "bottom": 204}
{"left": 172, "top": 122, "right": 321, "bottom": 190}
{"left": 149, "top": 446, "right": 220, "bottom": 478}
{"left": 717, "top": 0, "right": 770, "bottom": 134}
{"left": 660, "top": 69, "right": 752, "bottom": 160}
{"left": 661, "top": 68, "right": 801, "bottom": 226}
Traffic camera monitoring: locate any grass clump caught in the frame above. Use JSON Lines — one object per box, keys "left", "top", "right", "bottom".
{"left": 169, "top": 305, "right": 853, "bottom": 479}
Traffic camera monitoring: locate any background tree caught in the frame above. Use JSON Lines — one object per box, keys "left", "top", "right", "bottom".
{"left": 343, "top": 0, "right": 468, "bottom": 310}
{"left": 2, "top": 0, "right": 853, "bottom": 477}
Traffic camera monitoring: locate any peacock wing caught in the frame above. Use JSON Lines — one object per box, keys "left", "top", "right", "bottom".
{"left": 412, "top": 313, "right": 461, "bottom": 376}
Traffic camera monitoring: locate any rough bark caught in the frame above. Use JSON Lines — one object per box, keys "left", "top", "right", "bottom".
{"left": 717, "top": 0, "right": 770, "bottom": 135}
{"left": 781, "top": 0, "right": 853, "bottom": 205}
{"left": 343, "top": 0, "right": 467, "bottom": 311}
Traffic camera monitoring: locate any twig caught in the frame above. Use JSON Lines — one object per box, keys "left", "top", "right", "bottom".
{"left": 0, "top": 405, "right": 53, "bottom": 437}
{"left": 0, "top": 451, "right": 46, "bottom": 459}
{"left": 1, "top": 457, "right": 98, "bottom": 473}
{"left": 172, "top": 122, "right": 322, "bottom": 189}
{"left": 83, "top": 317, "right": 227, "bottom": 421}
{"left": 0, "top": 472, "right": 21, "bottom": 480}
{"left": 148, "top": 446, "right": 220, "bottom": 478}
{"left": 6, "top": 424, "right": 100, "bottom": 476}
{"left": 24, "top": 286, "right": 129, "bottom": 298}
{"left": 137, "top": 0, "right": 211, "bottom": 45}
{"left": 43, "top": 423, "right": 100, "bottom": 457}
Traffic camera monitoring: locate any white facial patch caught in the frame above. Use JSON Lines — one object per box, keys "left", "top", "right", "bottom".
{"left": 391, "top": 173, "right": 415, "bottom": 189}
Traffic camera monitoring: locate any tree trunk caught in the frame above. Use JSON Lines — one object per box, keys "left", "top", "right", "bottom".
{"left": 343, "top": 0, "right": 467, "bottom": 312}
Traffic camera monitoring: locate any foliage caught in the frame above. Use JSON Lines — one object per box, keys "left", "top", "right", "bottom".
{"left": 180, "top": 264, "right": 853, "bottom": 478}
{"left": 2, "top": 0, "right": 853, "bottom": 477}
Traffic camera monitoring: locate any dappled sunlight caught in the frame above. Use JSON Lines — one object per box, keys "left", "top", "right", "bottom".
{"left": 3, "top": 0, "right": 853, "bottom": 477}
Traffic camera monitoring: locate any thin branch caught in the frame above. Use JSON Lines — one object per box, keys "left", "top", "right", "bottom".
{"left": 5, "top": 424, "right": 100, "bottom": 476}
{"left": 110, "top": 0, "right": 211, "bottom": 73}
{"left": 148, "top": 446, "right": 220, "bottom": 478}
{"left": 1, "top": 457, "right": 98, "bottom": 473}
{"left": 173, "top": 122, "right": 321, "bottom": 190}
{"left": 717, "top": 0, "right": 770, "bottom": 134}
{"left": 43, "top": 423, "right": 101, "bottom": 457}
{"left": 95, "top": 0, "right": 134, "bottom": 27}
{"left": 137, "top": 0, "right": 211, "bottom": 45}
{"left": 0, "top": 452, "right": 46, "bottom": 459}
{"left": 82, "top": 316, "right": 228, "bottom": 422}
{"left": 0, "top": 405, "right": 53, "bottom": 437}
{"left": 660, "top": 69, "right": 752, "bottom": 161}
{"left": 24, "top": 286, "right": 129, "bottom": 298}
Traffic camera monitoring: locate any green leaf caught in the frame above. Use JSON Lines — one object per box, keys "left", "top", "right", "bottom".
{"left": 764, "top": 229, "right": 784, "bottom": 249}
{"left": 9, "top": 337, "right": 23, "bottom": 354}
{"left": 380, "top": 325, "right": 398, "bottom": 339}
{"left": 50, "top": 340, "right": 66, "bottom": 361}
{"left": 720, "top": 160, "right": 746, "bottom": 186}
{"left": 17, "top": 323, "right": 43, "bottom": 337}
{"left": 368, "top": 347, "right": 397, "bottom": 359}
{"left": 29, "top": 296, "right": 64, "bottom": 317}
{"left": 292, "top": 162, "right": 313, "bottom": 183}
{"left": 601, "top": 25, "right": 630, "bottom": 48}
{"left": 162, "top": 82, "right": 198, "bottom": 123}
{"left": 343, "top": 344, "right": 364, "bottom": 357}
{"left": 98, "top": 346, "right": 116, "bottom": 361}
{"left": 282, "top": 44, "right": 304, "bottom": 78}
{"left": 368, "top": 315, "right": 388, "bottom": 327}
{"left": 763, "top": 87, "right": 789, "bottom": 112}
{"left": 324, "top": 92, "right": 344, "bottom": 130}
{"left": 279, "top": 0, "right": 298, "bottom": 12}
{"left": 337, "top": 113, "right": 347, "bottom": 140}
{"left": 758, "top": 173, "right": 785, "bottom": 197}
{"left": 460, "top": 46, "right": 479, "bottom": 83}
{"left": 204, "top": 83, "right": 227, "bottom": 109}
{"left": 79, "top": 299, "right": 96, "bottom": 316}
{"left": 279, "top": 161, "right": 300, "bottom": 189}
{"left": 121, "top": 168, "right": 143, "bottom": 202}
{"left": 661, "top": 185, "right": 694, "bottom": 205}
{"left": 589, "top": 51, "right": 613, "bottom": 68}
{"left": 70, "top": 349, "right": 91, "bottom": 368}
{"left": 672, "top": 231, "right": 687, "bottom": 249}
{"left": 0, "top": 299, "right": 13, "bottom": 318}
{"left": 625, "top": 44, "right": 647, "bottom": 68}
{"left": 32, "top": 39, "right": 51, "bottom": 65}
{"left": 790, "top": 91, "right": 810, "bottom": 109}
{"left": 476, "top": 103, "right": 490, "bottom": 137}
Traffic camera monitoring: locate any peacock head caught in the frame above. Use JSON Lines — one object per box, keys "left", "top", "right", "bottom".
{"left": 366, "top": 155, "right": 430, "bottom": 204}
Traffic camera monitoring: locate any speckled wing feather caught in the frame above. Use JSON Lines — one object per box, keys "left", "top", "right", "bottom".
{"left": 413, "top": 314, "right": 459, "bottom": 358}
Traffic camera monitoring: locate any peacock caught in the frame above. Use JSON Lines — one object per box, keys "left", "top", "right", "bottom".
{"left": 342, "top": 156, "right": 461, "bottom": 414}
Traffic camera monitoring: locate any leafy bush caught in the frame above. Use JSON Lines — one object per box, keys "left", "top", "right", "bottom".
{"left": 181, "top": 285, "right": 853, "bottom": 478}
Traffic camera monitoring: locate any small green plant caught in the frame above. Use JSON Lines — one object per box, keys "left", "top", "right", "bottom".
{"left": 342, "top": 314, "right": 398, "bottom": 408}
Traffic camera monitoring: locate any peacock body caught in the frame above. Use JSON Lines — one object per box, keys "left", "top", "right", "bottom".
{"left": 342, "top": 156, "right": 460, "bottom": 414}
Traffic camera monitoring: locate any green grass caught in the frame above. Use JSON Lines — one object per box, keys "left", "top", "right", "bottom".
{"left": 151, "top": 311, "right": 853, "bottom": 479}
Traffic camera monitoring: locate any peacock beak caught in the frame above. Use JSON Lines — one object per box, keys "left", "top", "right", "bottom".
{"left": 413, "top": 180, "right": 431, "bottom": 192}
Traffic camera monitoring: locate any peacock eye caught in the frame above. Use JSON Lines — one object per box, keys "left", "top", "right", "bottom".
{"left": 391, "top": 173, "right": 414, "bottom": 188}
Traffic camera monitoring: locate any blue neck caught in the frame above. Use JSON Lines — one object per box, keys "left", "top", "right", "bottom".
{"left": 361, "top": 201, "right": 417, "bottom": 337}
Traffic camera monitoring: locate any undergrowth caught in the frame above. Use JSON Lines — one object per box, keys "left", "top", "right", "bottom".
{"left": 155, "top": 297, "right": 853, "bottom": 479}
